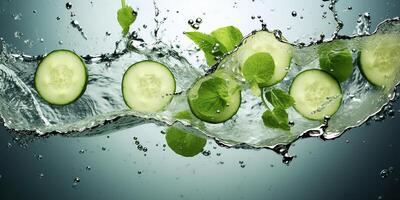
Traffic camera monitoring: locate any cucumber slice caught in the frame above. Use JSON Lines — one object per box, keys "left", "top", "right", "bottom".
{"left": 359, "top": 34, "right": 400, "bottom": 87}
{"left": 236, "top": 31, "right": 293, "bottom": 86}
{"left": 122, "top": 61, "right": 176, "bottom": 113}
{"left": 187, "top": 71, "right": 241, "bottom": 123}
{"left": 34, "top": 50, "right": 88, "bottom": 105}
{"left": 289, "top": 69, "right": 342, "bottom": 121}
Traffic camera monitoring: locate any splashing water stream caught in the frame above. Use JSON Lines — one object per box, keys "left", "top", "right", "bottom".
{"left": 0, "top": 0, "right": 400, "bottom": 161}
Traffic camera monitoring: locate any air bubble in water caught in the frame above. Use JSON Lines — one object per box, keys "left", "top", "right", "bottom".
{"left": 39, "top": 173, "right": 44, "bottom": 179}
{"left": 58, "top": 40, "right": 63, "bottom": 45}
{"left": 202, "top": 150, "right": 211, "bottom": 156}
{"left": 86, "top": 166, "right": 91, "bottom": 171}
{"left": 291, "top": 11, "right": 297, "bottom": 17}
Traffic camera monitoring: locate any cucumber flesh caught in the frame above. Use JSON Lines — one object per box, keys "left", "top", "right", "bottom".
{"left": 236, "top": 31, "right": 293, "bottom": 86}
{"left": 34, "top": 50, "right": 88, "bottom": 105}
{"left": 290, "top": 69, "right": 342, "bottom": 121}
{"left": 122, "top": 61, "right": 176, "bottom": 113}
{"left": 359, "top": 34, "right": 400, "bottom": 87}
{"left": 188, "top": 71, "right": 241, "bottom": 124}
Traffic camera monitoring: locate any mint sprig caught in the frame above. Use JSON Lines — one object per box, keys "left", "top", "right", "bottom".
{"left": 185, "top": 26, "right": 243, "bottom": 66}
{"left": 117, "top": 0, "right": 137, "bottom": 36}
{"left": 262, "top": 89, "right": 295, "bottom": 131}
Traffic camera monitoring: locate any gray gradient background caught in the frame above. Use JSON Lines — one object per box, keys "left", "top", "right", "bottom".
{"left": 0, "top": 0, "right": 399, "bottom": 199}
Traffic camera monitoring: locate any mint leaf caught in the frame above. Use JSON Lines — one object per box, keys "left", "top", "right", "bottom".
{"left": 117, "top": 0, "right": 137, "bottom": 36}
{"left": 265, "top": 89, "right": 295, "bottom": 109}
{"left": 319, "top": 41, "right": 353, "bottom": 82}
{"left": 262, "top": 107, "right": 290, "bottom": 131}
{"left": 242, "top": 52, "right": 275, "bottom": 87}
{"left": 210, "top": 26, "right": 243, "bottom": 52}
{"left": 191, "top": 77, "right": 229, "bottom": 117}
{"left": 185, "top": 32, "right": 228, "bottom": 66}
{"left": 166, "top": 127, "right": 207, "bottom": 157}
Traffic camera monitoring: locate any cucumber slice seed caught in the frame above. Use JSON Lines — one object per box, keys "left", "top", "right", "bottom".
{"left": 188, "top": 71, "right": 241, "bottom": 124}
{"left": 290, "top": 69, "right": 342, "bottom": 121}
{"left": 34, "top": 49, "right": 88, "bottom": 105}
{"left": 359, "top": 34, "right": 400, "bottom": 87}
{"left": 122, "top": 60, "right": 176, "bottom": 113}
{"left": 236, "top": 31, "right": 293, "bottom": 86}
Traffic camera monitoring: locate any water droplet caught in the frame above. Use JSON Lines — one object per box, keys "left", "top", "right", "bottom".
{"left": 13, "top": 13, "right": 22, "bottom": 21}
{"left": 188, "top": 19, "right": 194, "bottom": 25}
{"left": 291, "top": 11, "right": 297, "bottom": 17}
{"left": 348, "top": 6, "right": 353, "bottom": 10}
{"left": 58, "top": 40, "right": 63, "bottom": 45}
{"left": 380, "top": 169, "right": 389, "bottom": 178}
{"left": 66, "top": 2, "right": 72, "bottom": 10}
{"left": 14, "top": 31, "right": 23, "bottom": 39}
{"left": 192, "top": 24, "right": 200, "bottom": 30}
{"left": 202, "top": 150, "right": 211, "bottom": 156}
{"left": 143, "top": 147, "right": 148, "bottom": 152}
{"left": 195, "top": 18, "right": 202, "bottom": 24}
{"left": 39, "top": 38, "right": 44, "bottom": 43}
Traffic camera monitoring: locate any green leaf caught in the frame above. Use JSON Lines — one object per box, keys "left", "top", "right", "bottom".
{"left": 319, "top": 42, "right": 353, "bottom": 82}
{"left": 262, "top": 107, "right": 290, "bottom": 131}
{"left": 117, "top": 0, "right": 137, "bottom": 36}
{"left": 166, "top": 127, "right": 207, "bottom": 157}
{"left": 185, "top": 32, "right": 228, "bottom": 66}
{"left": 210, "top": 26, "right": 243, "bottom": 52}
{"left": 265, "top": 89, "right": 295, "bottom": 109}
{"left": 191, "top": 77, "right": 229, "bottom": 117}
{"left": 174, "top": 111, "right": 193, "bottom": 121}
{"left": 242, "top": 52, "right": 275, "bottom": 87}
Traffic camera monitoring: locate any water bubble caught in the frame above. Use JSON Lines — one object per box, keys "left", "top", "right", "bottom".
{"left": 143, "top": 147, "right": 148, "bottom": 152}
{"left": 37, "top": 154, "right": 43, "bottom": 160}
{"left": 291, "top": 11, "right": 297, "bottom": 17}
{"left": 380, "top": 169, "right": 390, "bottom": 179}
{"left": 39, "top": 173, "right": 44, "bottom": 179}
{"left": 137, "top": 145, "right": 143, "bottom": 151}
{"left": 56, "top": 16, "right": 61, "bottom": 20}
{"left": 58, "top": 40, "right": 63, "bottom": 45}
{"left": 378, "top": 195, "right": 383, "bottom": 200}
{"left": 79, "top": 149, "right": 85, "bottom": 154}
{"left": 66, "top": 2, "right": 72, "bottom": 10}
{"left": 348, "top": 6, "right": 353, "bottom": 10}
{"left": 39, "top": 38, "right": 44, "bottom": 43}
{"left": 33, "top": 10, "right": 37, "bottom": 14}
{"left": 251, "top": 16, "right": 255, "bottom": 20}
{"left": 105, "top": 31, "right": 111, "bottom": 36}
{"left": 86, "top": 166, "right": 91, "bottom": 171}
{"left": 138, "top": 171, "right": 142, "bottom": 174}
{"left": 188, "top": 19, "right": 194, "bottom": 25}
{"left": 7, "top": 142, "right": 12, "bottom": 148}
{"left": 101, "top": 147, "right": 106, "bottom": 151}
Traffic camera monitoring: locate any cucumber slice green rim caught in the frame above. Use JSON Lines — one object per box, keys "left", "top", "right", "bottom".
{"left": 122, "top": 60, "right": 176, "bottom": 113}
{"left": 289, "top": 69, "right": 342, "bottom": 121}
{"left": 236, "top": 31, "right": 293, "bottom": 87}
{"left": 34, "top": 49, "right": 88, "bottom": 106}
{"left": 358, "top": 34, "right": 400, "bottom": 87}
{"left": 187, "top": 71, "right": 241, "bottom": 124}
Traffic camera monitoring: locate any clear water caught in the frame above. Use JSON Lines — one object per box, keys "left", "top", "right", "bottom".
{"left": 0, "top": 0, "right": 399, "bottom": 156}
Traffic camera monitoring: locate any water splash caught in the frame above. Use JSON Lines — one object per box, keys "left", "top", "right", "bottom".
{"left": 0, "top": 2, "right": 400, "bottom": 163}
